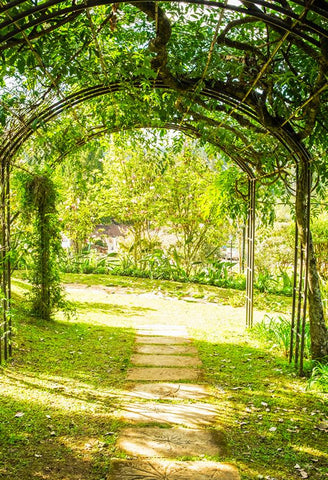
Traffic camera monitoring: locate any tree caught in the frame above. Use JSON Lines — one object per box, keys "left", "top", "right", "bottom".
{"left": 56, "top": 146, "right": 105, "bottom": 254}
{"left": 100, "top": 134, "right": 164, "bottom": 266}
{"left": 158, "top": 142, "right": 225, "bottom": 275}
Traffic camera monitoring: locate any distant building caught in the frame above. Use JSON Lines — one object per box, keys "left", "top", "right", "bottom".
{"left": 61, "top": 234, "right": 71, "bottom": 249}
{"left": 91, "top": 223, "right": 128, "bottom": 253}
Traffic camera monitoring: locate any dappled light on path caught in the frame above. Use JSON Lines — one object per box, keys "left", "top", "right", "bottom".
{"left": 110, "top": 323, "right": 239, "bottom": 479}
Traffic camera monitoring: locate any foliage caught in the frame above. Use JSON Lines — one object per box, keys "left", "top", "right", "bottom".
{"left": 157, "top": 143, "right": 227, "bottom": 275}
{"left": 16, "top": 172, "right": 67, "bottom": 320}
{"left": 255, "top": 207, "right": 294, "bottom": 273}
{"left": 252, "top": 314, "right": 311, "bottom": 359}
{"left": 98, "top": 134, "right": 165, "bottom": 265}
{"left": 60, "top": 251, "right": 119, "bottom": 275}
{"left": 56, "top": 147, "right": 105, "bottom": 254}
{"left": 311, "top": 212, "right": 328, "bottom": 278}
{"left": 191, "top": 260, "right": 246, "bottom": 290}
{"left": 307, "top": 361, "right": 328, "bottom": 393}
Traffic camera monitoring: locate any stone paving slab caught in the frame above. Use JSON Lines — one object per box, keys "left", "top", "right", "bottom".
{"left": 127, "top": 367, "right": 202, "bottom": 381}
{"left": 136, "top": 328, "right": 189, "bottom": 337}
{"left": 135, "top": 336, "right": 191, "bottom": 345}
{"left": 124, "top": 383, "right": 212, "bottom": 400}
{"left": 109, "top": 459, "right": 240, "bottom": 480}
{"left": 117, "top": 402, "right": 218, "bottom": 426}
{"left": 131, "top": 354, "right": 201, "bottom": 367}
{"left": 117, "top": 427, "right": 225, "bottom": 458}
{"left": 137, "top": 324, "right": 188, "bottom": 330}
{"left": 135, "top": 344, "right": 198, "bottom": 355}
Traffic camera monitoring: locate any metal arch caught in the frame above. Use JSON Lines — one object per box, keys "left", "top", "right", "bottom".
{"left": 0, "top": 0, "right": 326, "bottom": 51}
{"left": 0, "top": 79, "right": 298, "bottom": 343}
{"left": 0, "top": 76, "right": 310, "bottom": 363}
{"left": 0, "top": 80, "right": 264, "bottom": 163}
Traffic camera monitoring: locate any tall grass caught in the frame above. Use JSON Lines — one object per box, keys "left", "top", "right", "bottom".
{"left": 307, "top": 361, "right": 328, "bottom": 392}
{"left": 252, "top": 314, "right": 311, "bottom": 359}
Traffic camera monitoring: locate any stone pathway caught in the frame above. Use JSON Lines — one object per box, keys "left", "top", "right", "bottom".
{"left": 109, "top": 325, "right": 240, "bottom": 479}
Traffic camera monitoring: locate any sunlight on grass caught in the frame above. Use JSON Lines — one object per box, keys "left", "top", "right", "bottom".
{"left": 1, "top": 274, "right": 327, "bottom": 480}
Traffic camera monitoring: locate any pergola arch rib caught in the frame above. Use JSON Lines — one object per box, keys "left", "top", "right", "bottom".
{"left": 0, "top": 79, "right": 302, "bottom": 173}
{"left": 0, "top": 0, "right": 327, "bottom": 52}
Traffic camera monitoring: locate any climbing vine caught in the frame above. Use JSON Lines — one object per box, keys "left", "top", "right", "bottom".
{"left": 18, "top": 172, "right": 65, "bottom": 320}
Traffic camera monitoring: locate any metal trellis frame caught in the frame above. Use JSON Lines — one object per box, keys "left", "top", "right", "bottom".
{"left": 289, "top": 161, "right": 311, "bottom": 376}
{"left": 0, "top": 156, "right": 11, "bottom": 364}
{"left": 246, "top": 177, "right": 256, "bottom": 328}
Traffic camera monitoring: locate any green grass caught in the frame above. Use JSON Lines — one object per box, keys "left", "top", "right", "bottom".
{"left": 193, "top": 337, "right": 328, "bottom": 479}
{"left": 13, "top": 271, "right": 293, "bottom": 313}
{"left": 2, "top": 273, "right": 327, "bottom": 480}
{"left": 1, "top": 287, "right": 134, "bottom": 479}
{"left": 60, "top": 272, "right": 292, "bottom": 312}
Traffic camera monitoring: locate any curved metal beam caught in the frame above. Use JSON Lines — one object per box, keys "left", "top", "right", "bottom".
{"left": 0, "top": 80, "right": 263, "bottom": 162}
{"left": 0, "top": 79, "right": 306, "bottom": 182}
{"left": 48, "top": 121, "right": 255, "bottom": 177}
{"left": 0, "top": 0, "right": 325, "bottom": 51}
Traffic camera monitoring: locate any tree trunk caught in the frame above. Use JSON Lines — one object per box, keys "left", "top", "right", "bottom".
{"left": 295, "top": 160, "right": 328, "bottom": 360}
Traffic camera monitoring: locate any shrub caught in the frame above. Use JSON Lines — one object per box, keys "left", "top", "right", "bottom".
{"left": 252, "top": 314, "right": 311, "bottom": 358}
{"left": 307, "top": 361, "right": 328, "bottom": 392}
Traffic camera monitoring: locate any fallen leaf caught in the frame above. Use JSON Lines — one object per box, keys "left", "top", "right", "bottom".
{"left": 299, "top": 470, "right": 308, "bottom": 479}
{"left": 316, "top": 421, "right": 328, "bottom": 432}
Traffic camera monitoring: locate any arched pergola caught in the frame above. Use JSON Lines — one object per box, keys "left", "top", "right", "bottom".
{"left": 1, "top": 0, "right": 328, "bottom": 368}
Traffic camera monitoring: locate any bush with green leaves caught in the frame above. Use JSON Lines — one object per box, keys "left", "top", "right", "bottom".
{"left": 252, "top": 314, "right": 311, "bottom": 359}
{"left": 307, "top": 361, "right": 328, "bottom": 392}
{"left": 61, "top": 251, "right": 119, "bottom": 274}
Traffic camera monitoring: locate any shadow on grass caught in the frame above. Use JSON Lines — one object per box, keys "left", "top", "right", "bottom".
{"left": 3, "top": 286, "right": 326, "bottom": 480}
{"left": 1, "top": 311, "right": 136, "bottom": 480}
{"left": 0, "top": 394, "right": 125, "bottom": 480}
{"left": 195, "top": 339, "right": 328, "bottom": 480}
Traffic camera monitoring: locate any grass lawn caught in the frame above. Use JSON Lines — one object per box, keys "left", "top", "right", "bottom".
{"left": 0, "top": 273, "right": 326, "bottom": 480}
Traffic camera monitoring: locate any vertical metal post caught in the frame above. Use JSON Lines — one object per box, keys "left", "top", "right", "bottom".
{"left": 1, "top": 157, "right": 7, "bottom": 363}
{"left": 290, "top": 161, "right": 311, "bottom": 375}
{"left": 299, "top": 162, "right": 311, "bottom": 376}
{"left": 289, "top": 221, "right": 298, "bottom": 363}
{"left": 0, "top": 156, "right": 11, "bottom": 364}
{"left": 295, "top": 245, "right": 304, "bottom": 366}
{"left": 6, "top": 158, "right": 11, "bottom": 357}
{"left": 241, "top": 222, "right": 246, "bottom": 273}
{"left": 246, "top": 178, "right": 256, "bottom": 328}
